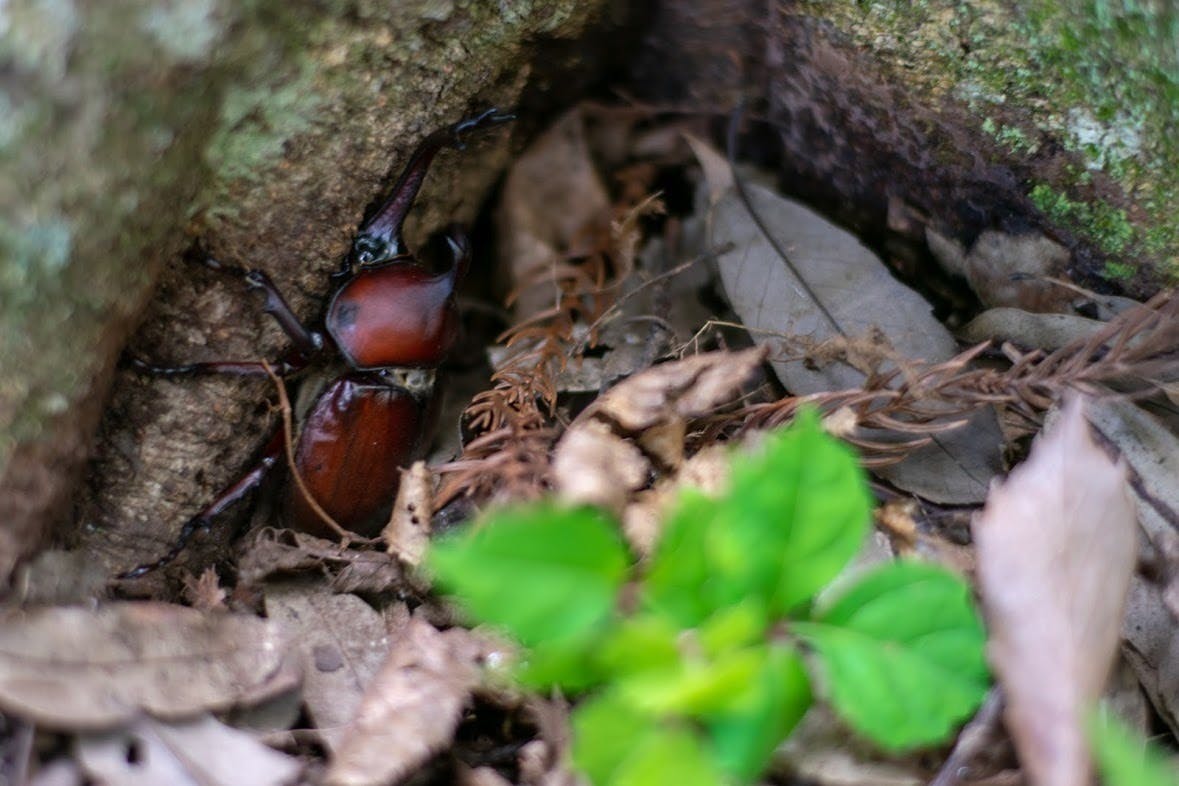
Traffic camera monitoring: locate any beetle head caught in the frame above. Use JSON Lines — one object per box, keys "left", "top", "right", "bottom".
{"left": 350, "top": 232, "right": 402, "bottom": 268}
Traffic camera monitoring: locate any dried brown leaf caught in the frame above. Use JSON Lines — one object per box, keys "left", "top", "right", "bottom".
{"left": 0, "top": 603, "right": 299, "bottom": 729}
{"left": 973, "top": 396, "right": 1137, "bottom": 786}
{"left": 778, "top": 705, "right": 925, "bottom": 786}
{"left": 1080, "top": 396, "right": 1179, "bottom": 735}
{"left": 583, "top": 347, "right": 766, "bottom": 432}
{"left": 960, "top": 308, "right": 1107, "bottom": 352}
{"left": 263, "top": 581, "right": 390, "bottom": 753}
{"left": 74, "top": 714, "right": 300, "bottom": 786}
{"left": 689, "top": 136, "right": 1002, "bottom": 503}
{"left": 940, "top": 229, "right": 1072, "bottom": 312}
{"left": 11, "top": 550, "right": 108, "bottom": 606}
{"left": 458, "top": 766, "right": 515, "bottom": 786}
{"left": 622, "top": 443, "right": 731, "bottom": 556}
{"left": 325, "top": 616, "right": 487, "bottom": 786}
{"left": 498, "top": 107, "right": 611, "bottom": 320}
{"left": 519, "top": 695, "right": 573, "bottom": 786}
{"left": 734, "top": 291, "right": 1179, "bottom": 475}
{"left": 237, "top": 529, "right": 413, "bottom": 596}
{"left": 552, "top": 419, "right": 649, "bottom": 515}
{"left": 381, "top": 461, "right": 433, "bottom": 567}
{"left": 553, "top": 348, "right": 764, "bottom": 522}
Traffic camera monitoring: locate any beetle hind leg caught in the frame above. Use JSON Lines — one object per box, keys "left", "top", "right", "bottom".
{"left": 118, "top": 429, "right": 285, "bottom": 579}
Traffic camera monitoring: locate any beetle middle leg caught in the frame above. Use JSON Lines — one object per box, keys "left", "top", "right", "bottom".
{"left": 119, "top": 254, "right": 316, "bottom": 574}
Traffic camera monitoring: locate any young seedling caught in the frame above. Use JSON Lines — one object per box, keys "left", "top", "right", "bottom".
{"left": 429, "top": 411, "right": 990, "bottom": 785}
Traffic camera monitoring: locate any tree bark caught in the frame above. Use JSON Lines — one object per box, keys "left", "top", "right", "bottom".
{"left": 0, "top": 0, "right": 623, "bottom": 583}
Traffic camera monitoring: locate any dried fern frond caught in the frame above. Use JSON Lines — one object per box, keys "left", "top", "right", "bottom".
{"left": 435, "top": 199, "right": 657, "bottom": 505}
{"left": 727, "top": 291, "right": 1179, "bottom": 465}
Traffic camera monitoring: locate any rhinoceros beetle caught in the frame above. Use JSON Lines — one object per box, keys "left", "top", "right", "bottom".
{"left": 119, "top": 109, "right": 513, "bottom": 579}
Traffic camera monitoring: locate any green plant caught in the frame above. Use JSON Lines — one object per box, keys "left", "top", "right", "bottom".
{"left": 428, "top": 411, "right": 990, "bottom": 785}
{"left": 1089, "top": 708, "right": 1179, "bottom": 786}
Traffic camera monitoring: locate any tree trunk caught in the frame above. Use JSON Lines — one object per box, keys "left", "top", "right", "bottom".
{"left": 0, "top": 0, "right": 624, "bottom": 583}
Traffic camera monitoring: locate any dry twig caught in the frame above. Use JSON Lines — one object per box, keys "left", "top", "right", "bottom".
{"left": 262, "top": 361, "right": 369, "bottom": 544}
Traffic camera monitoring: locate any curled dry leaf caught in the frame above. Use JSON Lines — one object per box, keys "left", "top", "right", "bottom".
{"left": 687, "top": 135, "right": 1002, "bottom": 504}
{"left": 0, "top": 603, "right": 299, "bottom": 729}
{"left": 553, "top": 348, "right": 766, "bottom": 518}
{"left": 382, "top": 460, "right": 434, "bottom": 567}
{"left": 960, "top": 308, "right": 1109, "bottom": 352}
{"left": 74, "top": 714, "right": 300, "bottom": 786}
{"left": 927, "top": 228, "right": 1072, "bottom": 312}
{"left": 578, "top": 347, "right": 767, "bottom": 433}
{"left": 973, "top": 396, "right": 1137, "bottom": 786}
{"left": 325, "top": 615, "right": 488, "bottom": 786}
{"left": 552, "top": 419, "right": 649, "bottom": 515}
{"left": 623, "top": 443, "right": 731, "bottom": 556}
{"left": 263, "top": 581, "right": 391, "bottom": 753}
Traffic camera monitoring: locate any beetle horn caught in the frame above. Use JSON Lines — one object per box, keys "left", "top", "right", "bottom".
{"left": 352, "top": 109, "right": 514, "bottom": 266}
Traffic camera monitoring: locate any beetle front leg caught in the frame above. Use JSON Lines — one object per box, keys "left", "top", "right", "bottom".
{"left": 350, "top": 108, "right": 514, "bottom": 267}
{"left": 200, "top": 257, "right": 324, "bottom": 357}
{"left": 118, "top": 429, "right": 285, "bottom": 579}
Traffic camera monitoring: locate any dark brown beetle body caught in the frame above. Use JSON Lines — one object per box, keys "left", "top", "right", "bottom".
{"left": 288, "top": 375, "right": 424, "bottom": 537}
{"left": 327, "top": 258, "right": 463, "bottom": 369}
{"left": 121, "top": 109, "right": 512, "bottom": 578}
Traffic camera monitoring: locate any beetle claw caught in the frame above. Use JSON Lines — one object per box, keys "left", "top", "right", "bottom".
{"left": 450, "top": 107, "right": 515, "bottom": 149}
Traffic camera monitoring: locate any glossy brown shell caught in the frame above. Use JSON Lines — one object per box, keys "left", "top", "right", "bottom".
{"left": 326, "top": 261, "right": 459, "bottom": 369}
{"left": 287, "top": 375, "right": 423, "bottom": 538}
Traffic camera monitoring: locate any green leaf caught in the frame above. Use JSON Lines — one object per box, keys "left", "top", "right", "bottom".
{"left": 516, "top": 629, "right": 606, "bottom": 692}
{"left": 709, "top": 645, "right": 812, "bottom": 783}
{"left": 643, "top": 411, "right": 871, "bottom": 625}
{"left": 428, "top": 504, "right": 629, "bottom": 646}
{"left": 571, "top": 691, "right": 654, "bottom": 786}
{"left": 697, "top": 598, "right": 769, "bottom": 658}
{"left": 612, "top": 725, "right": 724, "bottom": 786}
{"left": 724, "top": 409, "right": 871, "bottom": 615}
{"left": 642, "top": 489, "right": 721, "bottom": 627}
{"left": 596, "top": 614, "right": 682, "bottom": 679}
{"left": 794, "top": 561, "right": 989, "bottom": 751}
{"left": 616, "top": 645, "right": 767, "bottom": 717}
{"left": 1089, "top": 708, "right": 1179, "bottom": 786}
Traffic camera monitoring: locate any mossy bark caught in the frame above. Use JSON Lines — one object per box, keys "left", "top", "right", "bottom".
{"left": 801, "top": 0, "right": 1178, "bottom": 287}
{"left": 632, "top": 0, "right": 1176, "bottom": 296}
{"left": 0, "top": 0, "right": 618, "bottom": 583}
